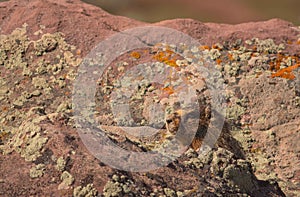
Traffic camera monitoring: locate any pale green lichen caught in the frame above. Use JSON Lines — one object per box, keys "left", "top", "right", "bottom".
{"left": 2, "top": 117, "right": 48, "bottom": 162}
{"left": 163, "top": 188, "right": 176, "bottom": 197}
{"left": 251, "top": 38, "right": 285, "bottom": 54}
{"left": 210, "top": 148, "right": 235, "bottom": 176}
{"left": 34, "top": 33, "right": 59, "bottom": 56}
{"left": 0, "top": 23, "right": 29, "bottom": 69}
{"left": 30, "top": 164, "right": 46, "bottom": 178}
{"left": 224, "top": 62, "right": 243, "bottom": 77}
{"left": 103, "top": 181, "right": 123, "bottom": 197}
{"left": 56, "top": 156, "right": 66, "bottom": 172}
{"left": 184, "top": 148, "right": 213, "bottom": 169}
{"left": 226, "top": 104, "right": 246, "bottom": 121}
{"left": 73, "top": 184, "right": 98, "bottom": 197}
{"left": 32, "top": 77, "right": 49, "bottom": 90}
{"left": 59, "top": 171, "right": 75, "bottom": 189}
{"left": 103, "top": 175, "right": 134, "bottom": 197}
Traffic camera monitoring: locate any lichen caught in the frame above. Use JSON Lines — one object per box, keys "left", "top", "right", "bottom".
{"left": 184, "top": 148, "right": 213, "bottom": 169}
{"left": 30, "top": 164, "right": 46, "bottom": 178}
{"left": 103, "top": 175, "right": 134, "bottom": 197}
{"left": 163, "top": 188, "right": 176, "bottom": 197}
{"left": 271, "top": 63, "right": 300, "bottom": 80}
{"left": 73, "top": 184, "right": 98, "bottom": 197}
{"left": 2, "top": 116, "right": 48, "bottom": 162}
{"left": 34, "top": 33, "right": 60, "bottom": 55}
{"left": 0, "top": 23, "right": 29, "bottom": 69}
{"left": 56, "top": 156, "right": 66, "bottom": 172}
{"left": 60, "top": 171, "right": 74, "bottom": 187}
{"left": 226, "top": 104, "right": 246, "bottom": 121}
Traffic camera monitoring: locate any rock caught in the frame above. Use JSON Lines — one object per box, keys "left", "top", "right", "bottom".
{"left": 0, "top": 0, "right": 299, "bottom": 196}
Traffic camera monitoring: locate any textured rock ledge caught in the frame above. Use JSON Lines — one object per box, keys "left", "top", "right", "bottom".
{"left": 0, "top": 0, "right": 299, "bottom": 196}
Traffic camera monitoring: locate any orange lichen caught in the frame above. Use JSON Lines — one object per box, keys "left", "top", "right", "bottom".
{"left": 251, "top": 45, "right": 257, "bottom": 52}
{"left": 216, "top": 59, "right": 222, "bottom": 65}
{"left": 130, "top": 51, "right": 141, "bottom": 59}
{"left": 76, "top": 49, "right": 81, "bottom": 56}
{"left": 272, "top": 53, "right": 285, "bottom": 71}
{"left": 255, "top": 71, "right": 263, "bottom": 78}
{"left": 271, "top": 63, "right": 300, "bottom": 80}
{"left": 200, "top": 45, "right": 210, "bottom": 50}
{"left": 162, "top": 86, "right": 175, "bottom": 96}
{"left": 153, "top": 50, "right": 179, "bottom": 69}
{"left": 212, "top": 44, "right": 221, "bottom": 50}
{"left": 251, "top": 53, "right": 257, "bottom": 57}
{"left": 269, "top": 62, "right": 275, "bottom": 71}
{"left": 65, "top": 91, "right": 71, "bottom": 96}
{"left": 227, "top": 53, "right": 234, "bottom": 61}
{"left": 269, "top": 54, "right": 300, "bottom": 72}
{"left": 1, "top": 106, "right": 8, "bottom": 112}
{"left": 0, "top": 131, "right": 9, "bottom": 142}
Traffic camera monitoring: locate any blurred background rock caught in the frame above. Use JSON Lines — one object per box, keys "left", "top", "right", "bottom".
{"left": 0, "top": 0, "right": 299, "bottom": 25}
{"left": 82, "top": 0, "right": 300, "bottom": 25}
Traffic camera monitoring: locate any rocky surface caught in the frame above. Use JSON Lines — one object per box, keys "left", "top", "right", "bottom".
{"left": 0, "top": 0, "right": 299, "bottom": 196}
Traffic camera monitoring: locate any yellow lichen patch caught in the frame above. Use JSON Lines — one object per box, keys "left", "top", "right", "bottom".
{"left": 271, "top": 63, "right": 300, "bottom": 80}
{"left": 130, "top": 51, "right": 141, "bottom": 59}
